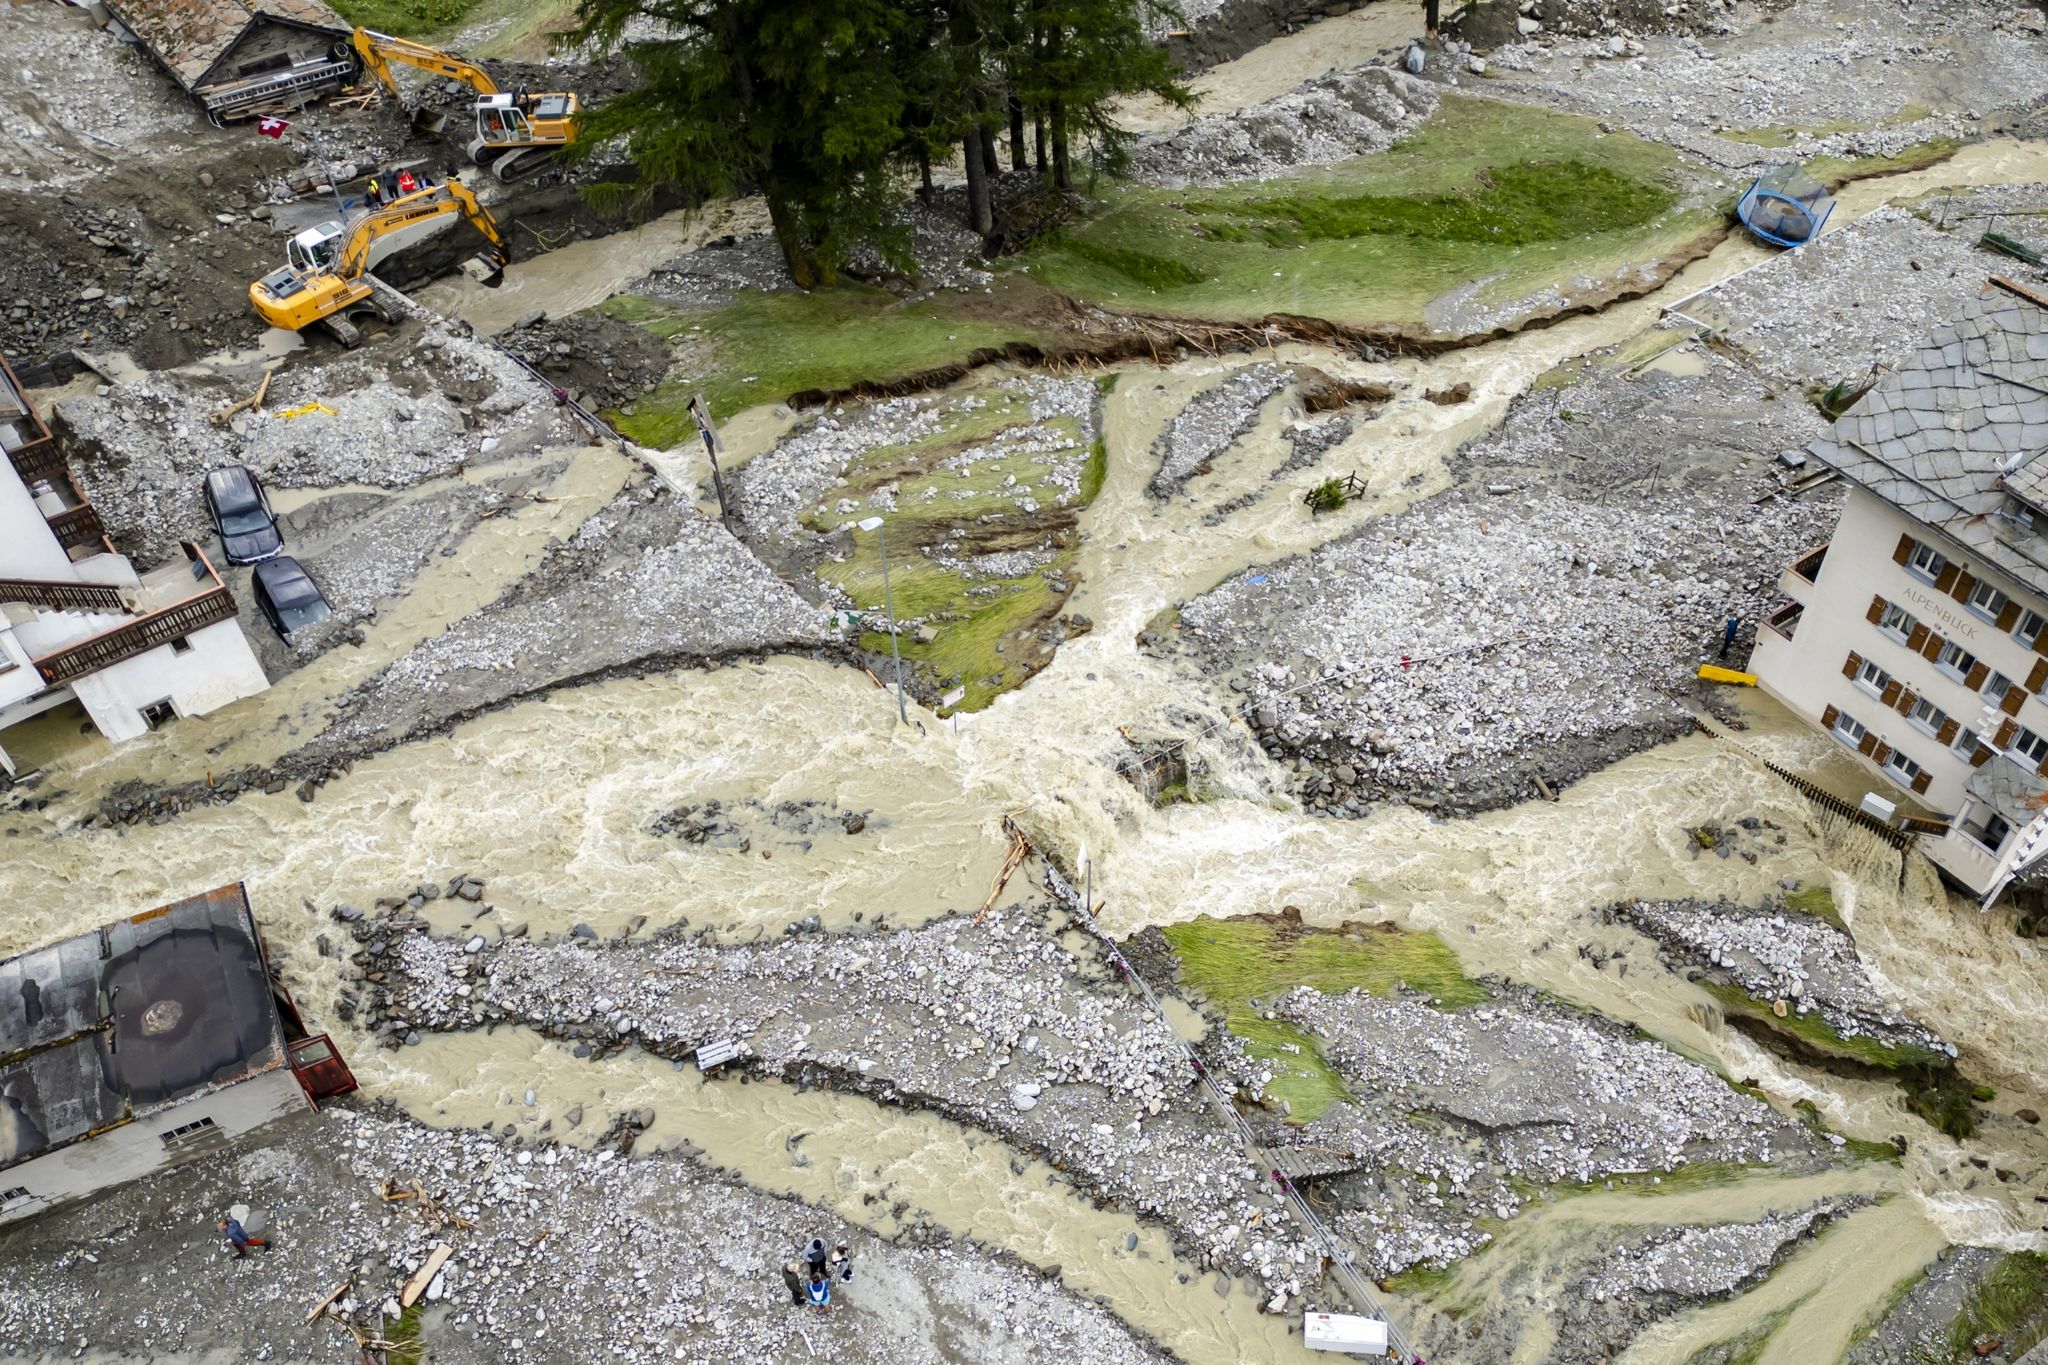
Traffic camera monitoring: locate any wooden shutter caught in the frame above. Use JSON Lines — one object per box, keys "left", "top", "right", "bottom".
{"left": 1822, "top": 704, "right": 1840, "bottom": 729}
{"left": 1912, "top": 770, "right": 1933, "bottom": 794}
{"left": 1997, "top": 599, "right": 2022, "bottom": 632}
{"left": 2036, "top": 629, "right": 2048, "bottom": 659}
{"left": 1907, "top": 624, "right": 1929, "bottom": 653}
{"left": 1966, "top": 661, "right": 1990, "bottom": 691}
{"left": 1973, "top": 744, "right": 1994, "bottom": 768}
{"left": 1938, "top": 718, "right": 1960, "bottom": 745}
{"left": 1842, "top": 651, "right": 1862, "bottom": 679}
{"left": 2037, "top": 752, "right": 2048, "bottom": 778}
{"left": 2026, "top": 658, "right": 2047, "bottom": 693}
{"left": 1996, "top": 718, "right": 2018, "bottom": 748}
{"left": 1935, "top": 563, "right": 1961, "bottom": 594}
{"left": 1881, "top": 680, "right": 1903, "bottom": 707}
{"left": 2004, "top": 686, "right": 2027, "bottom": 716}
{"left": 1921, "top": 631, "right": 1945, "bottom": 661}
{"left": 1950, "top": 569, "right": 1977, "bottom": 603}
{"left": 1872, "top": 741, "right": 1893, "bottom": 765}
{"left": 1866, "top": 595, "right": 1887, "bottom": 624}
{"left": 1891, "top": 685, "right": 1914, "bottom": 715}
{"left": 1860, "top": 732, "right": 1880, "bottom": 757}
{"left": 1894, "top": 534, "right": 1916, "bottom": 565}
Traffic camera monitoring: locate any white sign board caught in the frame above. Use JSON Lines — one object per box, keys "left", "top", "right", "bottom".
{"left": 1303, "top": 1311, "right": 1390, "bottom": 1355}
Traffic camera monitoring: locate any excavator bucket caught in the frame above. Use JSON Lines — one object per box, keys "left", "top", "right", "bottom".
{"left": 410, "top": 108, "right": 448, "bottom": 136}
{"left": 459, "top": 248, "right": 508, "bottom": 287}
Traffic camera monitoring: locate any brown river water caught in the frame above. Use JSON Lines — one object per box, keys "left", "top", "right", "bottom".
{"left": 11, "top": 139, "right": 2048, "bottom": 1363}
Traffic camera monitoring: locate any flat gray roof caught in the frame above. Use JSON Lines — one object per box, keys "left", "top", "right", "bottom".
{"left": 0, "top": 884, "right": 288, "bottom": 1174}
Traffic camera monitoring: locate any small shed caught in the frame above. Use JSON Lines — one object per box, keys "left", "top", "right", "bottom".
{"left": 101, "top": 0, "right": 354, "bottom": 121}
{"left": 0, "top": 883, "right": 354, "bottom": 1226}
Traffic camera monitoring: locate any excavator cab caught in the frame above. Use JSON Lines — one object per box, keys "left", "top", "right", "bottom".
{"left": 286, "top": 223, "right": 346, "bottom": 276}
{"left": 470, "top": 92, "right": 577, "bottom": 181}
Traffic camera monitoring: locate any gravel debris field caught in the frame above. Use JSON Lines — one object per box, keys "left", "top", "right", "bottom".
{"left": 0, "top": 1106, "right": 1167, "bottom": 1365}
{"left": 355, "top": 893, "right": 1335, "bottom": 1304}
{"left": 1180, "top": 350, "right": 1840, "bottom": 813}
{"left": 1129, "top": 68, "right": 1438, "bottom": 188}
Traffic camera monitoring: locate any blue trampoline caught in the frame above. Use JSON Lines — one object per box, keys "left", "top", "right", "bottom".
{"left": 1736, "top": 164, "right": 1835, "bottom": 248}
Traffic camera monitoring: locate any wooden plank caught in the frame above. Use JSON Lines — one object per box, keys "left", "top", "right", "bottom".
{"left": 305, "top": 1281, "right": 351, "bottom": 1324}
{"left": 400, "top": 1242, "right": 453, "bottom": 1309}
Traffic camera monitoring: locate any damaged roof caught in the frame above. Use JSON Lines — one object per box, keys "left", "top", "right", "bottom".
{"left": 105, "top": 0, "right": 349, "bottom": 91}
{"left": 0, "top": 884, "right": 288, "bottom": 1174}
{"left": 1812, "top": 282, "right": 2048, "bottom": 599}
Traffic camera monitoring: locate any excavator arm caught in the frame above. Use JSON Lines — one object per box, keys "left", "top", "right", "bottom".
{"left": 352, "top": 28, "right": 501, "bottom": 100}
{"left": 335, "top": 182, "right": 509, "bottom": 281}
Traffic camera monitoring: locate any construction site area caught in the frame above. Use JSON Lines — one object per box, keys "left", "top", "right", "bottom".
{"left": 4, "top": 0, "right": 2048, "bottom": 1360}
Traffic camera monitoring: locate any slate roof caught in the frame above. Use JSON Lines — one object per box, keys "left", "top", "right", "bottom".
{"left": 105, "top": 0, "right": 348, "bottom": 91}
{"left": 1965, "top": 754, "right": 2046, "bottom": 828}
{"left": 0, "top": 885, "right": 288, "bottom": 1175}
{"left": 1811, "top": 284, "right": 2048, "bottom": 599}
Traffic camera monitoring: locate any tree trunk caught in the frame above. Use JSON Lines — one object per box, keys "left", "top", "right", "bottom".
{"left": 918, "top": 147, "right": 934, "bottom": 204}
{"left": 980, "top": 122, "right": 1000, "bottom": 179}
{"left": 765, "top": 190, "right": 821, "bottom": 289}
{"left": 1034, "top": 113, "right": 1046, "bottom": 174}
{"left": 1050, "top": 99, "right": 1069, "bottom": 190}
{"left": 964, "top": 124, "right": 992, "bottom": 236}
{"left": 1008, "top": 96, "right": 1027, "bottom": 168}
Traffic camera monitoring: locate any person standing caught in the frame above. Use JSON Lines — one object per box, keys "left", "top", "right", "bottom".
{"left": 1720, "top": 615, "right": 1740, "bottom": 660}
{"left": 780, "top": 1258, "right": 806, "bottom": 1307}
{"left": 804, "top": 1237, "right": 829, "bottom": 1276}
{"left": 806, "top": 1268, "right": 832, "bottom": 1314}
{"left": 828, "top": 1241, "right": 852, "bottom": 1282}
{"left": 217, "top": 1215, "right": 266, "bottom": 1258}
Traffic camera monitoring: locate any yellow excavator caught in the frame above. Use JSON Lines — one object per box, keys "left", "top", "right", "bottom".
{"left": 249, "top": 181, "right": 508, "bottom": 345}
{"left": 352, "top": 28, "right": 580, "bottom": 182}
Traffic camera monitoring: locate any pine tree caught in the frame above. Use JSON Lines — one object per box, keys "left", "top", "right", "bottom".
{"left": 562, "top": 0, "right": 917, "bottom": 287}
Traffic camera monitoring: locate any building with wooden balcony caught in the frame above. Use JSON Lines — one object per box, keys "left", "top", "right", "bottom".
{"left": 1752, "top": 280, "right": 2048, "bottom": 903}
{"left": 0, "top": 355, "right": 269, "bottom": 777}
{"left": 0, "top": 883, "right": 357, "bottom": 1227}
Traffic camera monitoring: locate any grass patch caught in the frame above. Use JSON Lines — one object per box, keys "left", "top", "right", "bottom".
{"left": 383, "top": 1302, "right": 426, "bottom": 1364}
{"left": 601, "top": 287, "right": 1050, "bottom": 434}
{"left": 1680, "top": 1298, "right": 1809, "bottom": 1365}
{"left": 1048, "top": 234, "right": 1211, "bottom": 288}
{"left": 1783, "top": 882, "right": 1843, "bottom": 928}
{"left": 1804, "top": 137, "right": 1963, "bottom": 188}
{"left": 1382, "top": 1263, "right": 1457, "bottom": 1297}
{"left": 328, "top": 0, "right": 481, "bottom": 37}
{"left": 1163, "top": 914, "right": 1486, "bottom": 1123}
{"left": 1080, "top": 438, "right": 1109, "bottom": 503}
{"left": 1703, "top": 983, "right": 1947, "bottom": 1072}
{"left": 1790, "top": 1099, "right": 1903, "bottom": 1164}
{"left": 1027, "top": 94, "right": 1717, "bottom": 334}
{"left": 1947, "top": 1254, "right": 2048, "bottom": 1361}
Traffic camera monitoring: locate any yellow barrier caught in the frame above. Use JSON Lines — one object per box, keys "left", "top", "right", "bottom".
{"left": 1697, "top": 664, "right": 1758, "bottom": 686}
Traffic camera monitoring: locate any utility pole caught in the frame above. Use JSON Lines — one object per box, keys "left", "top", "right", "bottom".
{"left": 689, "top": 392, "right": 734, "bottom": 529}
{"left": 857, "top": 516, "right": 908, "bottom": 725}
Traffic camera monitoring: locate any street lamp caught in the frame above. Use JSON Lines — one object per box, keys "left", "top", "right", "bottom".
{"left": 856, "top": 516, "right": 908, "bottom": 725}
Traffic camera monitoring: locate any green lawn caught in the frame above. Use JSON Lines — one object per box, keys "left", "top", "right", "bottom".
{"left": 327, "top": 0, "right": 481, "bottom": 39}
{"left": 1023, "top": 94, "right": 1722, "bottom": 335}
{"left": 603, "top": 289, "right": 1053, "bottom": 437}
{"left": 1163, "top": 915, "right": 1487, "bottom": 1123}
{"left": 1704, "top": 983, "right": 1947, "bottom": 1072}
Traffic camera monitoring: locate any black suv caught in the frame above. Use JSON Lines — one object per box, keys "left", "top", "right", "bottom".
{"left": 203, "top": 465, "right": 283, "bottom": 565}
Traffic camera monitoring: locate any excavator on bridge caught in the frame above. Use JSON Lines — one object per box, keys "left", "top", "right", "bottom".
{"left": 352, "top": 28, "right": 580, "bottom": 182}
{"left": 249, "top": 180, "right": 508, "bottom": 346}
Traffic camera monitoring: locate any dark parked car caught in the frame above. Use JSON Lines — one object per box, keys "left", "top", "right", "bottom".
{"left": 203, "top": 465, "right": 282, "bottom": 564}
{"left": 251, "top": 557, "right": 332, "bottom": 641}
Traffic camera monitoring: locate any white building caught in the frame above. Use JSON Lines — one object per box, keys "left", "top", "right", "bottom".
{"left": 0, "top": 883, "right": 357, "bottom": 1227}
{"left": 1753, "top": 282, "right": 2048, "bottom": 902}
{"left": 0, "top": 354, "right": 270, "bottom": 776}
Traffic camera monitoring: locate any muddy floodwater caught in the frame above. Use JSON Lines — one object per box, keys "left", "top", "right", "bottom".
{"left": 9, "top": 136, "right": 2048, "bottom": 1363}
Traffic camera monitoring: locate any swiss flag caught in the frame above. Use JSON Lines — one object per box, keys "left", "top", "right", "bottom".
{"left": 256, "top": 116, "right": 289, "bottom": 139}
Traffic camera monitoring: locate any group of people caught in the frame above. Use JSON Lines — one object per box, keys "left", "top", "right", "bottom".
{"left": 782, "top": 1237, "right": 852, "bottom": 1313}
{"left": 362, "top": 167, "right": 437, "bottom": 210}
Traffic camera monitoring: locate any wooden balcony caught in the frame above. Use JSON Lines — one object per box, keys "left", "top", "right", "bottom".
{"left": 0, "top": 576, "right": 129, "bottom": 613}
{"left": 1778, "top": 541, "right": 1828, "bottom": 600}
{"left": 5, "top": 438, "right": 65, "bottom": 490}
{"left": 45, "top": 503, "right": 107, "bottom": 554}
{"left": 30, "top": 544, "right": 238, "bottom": 687}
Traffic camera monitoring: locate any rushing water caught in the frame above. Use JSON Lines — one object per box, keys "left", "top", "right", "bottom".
{"left": 9, "top": 142, "right": 2048, "bottom": 1361}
